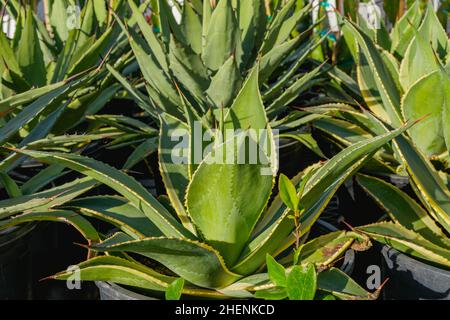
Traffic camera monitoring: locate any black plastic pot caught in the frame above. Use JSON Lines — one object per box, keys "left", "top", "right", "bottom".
{"left": 96, "top": 281, "right": 157, "bottom": 300}
{"left": 381, "top": 245, "right": 450, "bottom": 300}
{"left": 0, "top": 224, "right": 35, "bottom": 299}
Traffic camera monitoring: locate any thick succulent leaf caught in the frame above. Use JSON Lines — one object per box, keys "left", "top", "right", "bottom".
{"left": 127, "top": 0, "right": 168, "bottom": 72}
{"left": 261, "top": 0, "right": 301, "bottom": 54}
{"left": 10, "top": 149, "right": 192, "bottom": 239}
{"left": 0, "top": 210, "right": 100, "bottom": 244}
{"left": 0, "top": 177, "right": 96, "bottom": 220}
{"left": 388, "top": 124, "right": 450, "bottom": 233}
{"left": 206, "top": 55, "right": 242, "bottom": 108}
{"left": 224, "top": 66, "right": 267, "bottom": 130}
{"left": 402, "top": 70, "right": 450, "bottom": 156}
{"left": 317, "top": 268, "right": 377, "bottom": 300}
{"left": 0, "top": 28, "right": 21, "bottom": 76}
{"left": 390, "top": 1, "right": 422, "bottom": 59}
{"left": 343, "top": 19, "right": 402, "bottom": 126}
{"left": 202, "top": 0, "right": 242, "bottom": 72}
{"left": 399, "top": 31, "right": 440, "bottom": 91}
{"left": 180, "top": 2, "right": 202, "bottom": 54}
{"left": 267, "top": 64, "right": 322, "bottom": 112}
{"left": 17, "top": 7, "right": 46, "bottom": 87}
{"left": 233, "top": 122, "right": 415, "bottom": 275}
{"left": 0, "top": 76, "right": 85, "bottom": 144}
{"left": 0, "top": 80, "right": 66, "bottom": 116}
{"left": 123, "top": 137, "right": 158, "bottom": 170}
{"left": 159, "top": 113, "right": 196, "bottom": 234}
{"left": 358, "top": 222, "right": 450, "bottom": 268}
{"left": 52, "top": 255, "right": 224, "bottom": 298}
{"left": 89, "top": 237, "right": 242, "bottom": 289}
{"left": 168, "top": 38, "right": 209, "bottom": 104}
{"left": 186, "top": 133, "right": 274, "bottom": 266}
{"left": 298, "top": 231, "right": 361, "bottom": 267}
{"left": 66, "top": 196, "right": 162, "bottom": 239}
{"left": 356, "top": 174, "right": 450, "bottom": 249}
{"left": 0, "top": 172, "right": 21, "bottom": 198}
{"left": 237, "top": 0, "right": 266, "bottom": 66}
{"left": 259, "top": 34, "right": 302, "bottom": 84}
{"left": 263, "top": 37, "right": 326, "bottom": 101}
{"left": 418, "top": 3, "right": 449, "bottom": 61}
{"left": 52, "top": 255, "right": 170, "bottom": 292}
{"left": 128, "top": 33, "right": 180, "bottom": 109}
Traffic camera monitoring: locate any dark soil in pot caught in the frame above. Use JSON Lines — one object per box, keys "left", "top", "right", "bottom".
{"left": 0, "top": 224, "right": 35, "bottom": 299}
{"left": 381, "top": 245, "right": 450, "bottom": 300}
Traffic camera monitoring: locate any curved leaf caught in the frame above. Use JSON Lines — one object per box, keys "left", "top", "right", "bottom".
{"left": 89, "top": 237, "right": 242, "bottom": 289}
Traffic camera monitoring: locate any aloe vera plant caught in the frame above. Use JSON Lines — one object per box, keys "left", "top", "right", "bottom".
{"left": 0, "top": 54, "right": 417, "bottom": 298}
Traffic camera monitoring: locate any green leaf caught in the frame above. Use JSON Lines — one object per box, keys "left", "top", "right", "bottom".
{"left": 358, "top": 222, "right": 450, "bottom": 268}
{"left": 402, "top": 70, "right": 450, "bottom": 156}
{"left": 224, "top": 66, "right": 267, "bottom": 130}
{"left": 0, "top": 80, "right": 66, "bottom": 117}
{"left": 390, "top": 1, "right": 422, "bottom": 59}
{"left": 399, "top": 31, "right": 439, "bottom": 91}
{"left": 89, "top": 236, "right": 242, "bottom": 289}
{"left": 0, "top": 177, "right": 96, "bottom": 220}
{"left": 206, "top": 55, "right": 242, "bottom": 108}
{"left": 159, "top": 113, "right": 196, "bottom": 234}
{"left": 356, "top": 174, "right": 450, "bottom": 250}
{"left": 343, "top": 19, "right": 402, "bottom": 126}
{"left": 317, "top": 267, "right": 375, "bottom": 300}
{"left": 0, "top": 76, "right": 85, "bottom": 146}
{"left": 298, "top": 230, "right": 361, "bottom": 267}
{"left": 0, "top": 172, "right": 22, "bottom": 198}
{"left": 66, "top": 196, "right": 162, "bottom": 239}
{"left": 180, "top": 2, "right": 202, "bottom": 54}
{"left": 0, "top": 210, "right": 100, "bottom": 243}
{"left": 266, "top": 254, "right": 287, "bottom": 287}
{"left": 165, "top": 278, "right": 185, "bottom": 300}
{"left": 17, "top": 7, "right": 46, "bottom": 87}
{"left": 94, "top": 0, "right": 108, "bottom": 26}
{"left": 278, "top": 174, "right": 299, "bottom": 212}
{"left": 254, "top": 287, "right": 287, "bottom": 300}
{"left": 10, "top": 149, "right": 191, "bottom": 239}
{"left": 233, "top": 121, "right": 416, "bottom": 275}
{"left": 186, "top": 133, "right": 274, "bottom": 266}
{"left": 418, "top": 3, "right": 449, "bottom": 61}
{"left": 286, "top": 264, "right": 316, "bottom": 300}
{"left": 202, "top": 0, "right": 242, "bottom": 72}
{"left": 52, "top": 255, "right": 171, "bottom": 292}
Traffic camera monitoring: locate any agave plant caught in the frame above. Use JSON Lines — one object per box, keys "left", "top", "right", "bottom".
{"left": 0, "top": 0, "right": 134, "bottom": 132}
{"left": 0, "top": 54, "right": 416, "bottom": 298}
{"left": 299, "top": 3, "right": 450, "bottom": 267}
{"left": 303, "top": 2, "right": 449, "bottom": 174}
{"left": 0, "top": 1, "right": 144, "bottom": 205}
{"left": 110, "top": 0, "right": 328, "bottom": 129}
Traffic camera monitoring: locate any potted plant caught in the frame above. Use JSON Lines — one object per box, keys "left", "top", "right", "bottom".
{"left": 298, "top": 2, "right": 450, "bottom": 299}
{"left": 0, "top": 0, "right": 134, "bottom": 298}
{"left": 0, "top": 53, "right": 417, "bottom": 298}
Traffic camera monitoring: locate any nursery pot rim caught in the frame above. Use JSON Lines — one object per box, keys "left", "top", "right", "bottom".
{"left": 95, "top": 280, "right": 157, "bottom": 300}
{"left": 382, "top": 245, "right": 450, "bottom": 277}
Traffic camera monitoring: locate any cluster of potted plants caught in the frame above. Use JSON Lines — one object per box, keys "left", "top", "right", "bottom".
{"left": 0, "top": 0, "right": 448, "bottom": 301}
